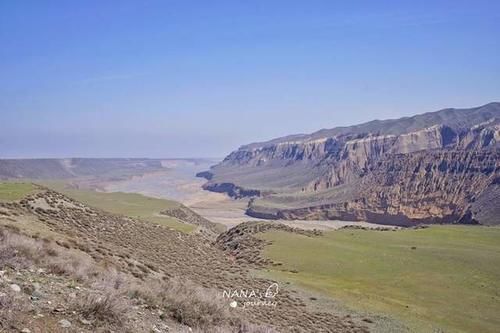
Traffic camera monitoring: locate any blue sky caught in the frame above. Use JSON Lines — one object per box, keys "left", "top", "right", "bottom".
{"left": 1, "top": 1, "right": 499, "bottom": 158}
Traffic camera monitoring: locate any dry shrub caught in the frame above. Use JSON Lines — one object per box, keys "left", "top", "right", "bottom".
{"left": 127, "top": 279, "right": 161, "bottom": 306}
{"left": 0, "top": 292, "right": 14, "bottom": 310}
{"left": 127, "top": 277, "right": 276, "bottom": 332}
{"left": 0, "top": 228, "right": 99, "bottom": 282}
{"left": 75, "top": 292, "right": 125, "bottom": 324}
{"left": 127, "top": 277, "right": 231, "bottom": 327}
{"left": 0, "top": 229, "right": 42, "bottom": 269}
{"left": 44, "top": 248, "right": 99, "bottom": 282}
{"left": 73, "top": 270, "right": 128, "bottom": 324}
{"left": 0, "top": 291, "right": 24, "bottom": 329}
{"left": 165, "top": 279, "right": 230, "bottom": 328}
{"left": 0, "top": 228, "right": 276, "bottom": 332}
{"left": 91, "top": 268, "right": 126, "bottom": 291}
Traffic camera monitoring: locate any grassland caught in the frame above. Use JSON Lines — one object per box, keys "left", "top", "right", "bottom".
{"left": 40, "top": 182, "right": 196, "bottom": 233}
{"left": 0, "top": 182, "right": 37, "bottom": 201}
{"left": 258, "top": 226, "right": 500, "bottom": 333}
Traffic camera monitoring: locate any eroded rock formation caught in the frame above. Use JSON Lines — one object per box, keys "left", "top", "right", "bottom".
{"left": 201, "top": 102, "right": 500, "bottom": 225}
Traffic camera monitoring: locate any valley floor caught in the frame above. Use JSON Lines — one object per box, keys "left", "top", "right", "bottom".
{"left": 99, "top": 166, "right": 397, "bottom": 231}
{"left": 57, "top": 165, "right": 500, "bottom": 333}
{"left": 2, "top": 171, "right": 499, "bottom": 333}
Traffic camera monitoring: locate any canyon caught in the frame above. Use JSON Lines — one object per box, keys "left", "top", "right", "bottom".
{"left": 200, "top": 102, "right": 500, "bottom": 226}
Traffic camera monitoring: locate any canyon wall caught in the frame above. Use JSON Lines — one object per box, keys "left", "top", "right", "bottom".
{"left": 201, "top": 103, "right": 500, "bottom": 225}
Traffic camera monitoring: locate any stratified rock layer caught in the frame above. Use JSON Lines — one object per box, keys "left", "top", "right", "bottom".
{"left": 201, "top": 103, "right": 500, "bottom": 225}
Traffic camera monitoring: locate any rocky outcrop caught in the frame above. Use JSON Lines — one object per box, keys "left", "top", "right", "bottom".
{"left": 195, "top": 170, "right": 213, "bottom": 180}
{"left": 202, "top": 103, "right": 500, "bottom": 225}
{"left": 201, "top": 182, "right": 261, "bottom": 199}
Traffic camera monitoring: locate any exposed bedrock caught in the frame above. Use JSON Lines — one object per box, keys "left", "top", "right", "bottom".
{"left": 201, "top": 182, "right": 261, "bottom": 199}
{"left": 249, "top": 150, "right": 498, "bottom": 225}
{"left": 202, "top": 103, "right": 500, "bottom": 225}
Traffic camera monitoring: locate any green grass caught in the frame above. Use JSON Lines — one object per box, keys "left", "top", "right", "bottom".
{"left": 40, "top": 182, "right": 195, "bottom": 233}
{"left": 258, "top": 226, "right": 500, "bottom": 333}
{"left": 0, "top": 182, "right": 37, "bottom": 201}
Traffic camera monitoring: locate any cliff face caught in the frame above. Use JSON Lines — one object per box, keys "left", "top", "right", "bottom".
{"left": 310, "top": 122, "right": 498, "bottom": 191}
{"left": 258, "top": 150, "right": 497, "bottom": 225}
{"left": 202, "top": 103, "right": 500, "bottom": 225}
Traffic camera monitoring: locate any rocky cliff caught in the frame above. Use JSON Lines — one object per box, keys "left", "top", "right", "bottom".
{"left": 201, "top": 102, "right": 500, "bottom": 225}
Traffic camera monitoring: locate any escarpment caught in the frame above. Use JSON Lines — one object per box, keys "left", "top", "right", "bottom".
{"left": 200, "top": 102, "right": 500, "bottom": 225}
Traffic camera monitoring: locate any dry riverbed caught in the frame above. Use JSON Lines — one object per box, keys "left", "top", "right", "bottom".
{"left": 101, "top": 161, "right": 395, "bottom": 231}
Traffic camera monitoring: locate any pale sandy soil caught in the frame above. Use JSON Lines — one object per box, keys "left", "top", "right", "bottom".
{"left": 102, "top": 160, "right": 394, "bottom": 230}
{"left": 188, "top": 195, "right": 265, "bottom": 228}
{"left": 189, "top": 194, "right": 395, "bottom": 230}
{"left": 276, "top": 219, "right": 398, "bottom": 230}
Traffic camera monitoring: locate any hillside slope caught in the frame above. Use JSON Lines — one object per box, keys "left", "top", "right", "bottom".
{"left": 200, "top": 103, "right": 500, "bottom": 225}
{"left": 0, "top": 184, "right": 369, "bottom": 332}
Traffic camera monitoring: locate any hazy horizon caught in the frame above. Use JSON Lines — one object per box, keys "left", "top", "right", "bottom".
{"left": 2, "top": 1, "right": 499, "bottom": 158}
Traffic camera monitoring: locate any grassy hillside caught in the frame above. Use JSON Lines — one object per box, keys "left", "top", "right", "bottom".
{"left": 258, "top": 226, "right": 500, "bottom": 333}
{"left": 57, "top": 189, "right": 195, "bottom": 233}
{"left": 1, "top": 185, "right": 362, "bottom": 332}
{"left": 40, "top": 182, "right": 195, "bottom": 233}
{"left": 0, "top": 182, "right": 37, "bottom": 201}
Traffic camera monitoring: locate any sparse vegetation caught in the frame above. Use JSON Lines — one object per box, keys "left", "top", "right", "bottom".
{"left": 0, "top": 227, "right": 96, "bottom": 280}
{"left": 0, "top": 187, "right": 370, "bottom": 332}
{"left": 0, "top": 227, "right": 276, "bottom": 332}
{"left": 2, "top": 189, "right": 342, "bottom": 332}
{"left": 75, "top": 292, "right": 125, "bottom": 324}
{"left": 43, "top": 182, "right": 196, "bottom": 233}
{"left": 129, "top": 278, "right": 241, "bottom": 328}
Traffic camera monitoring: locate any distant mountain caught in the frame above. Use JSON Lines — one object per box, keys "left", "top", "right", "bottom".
{"left": 0, "top": 158, "right": 165, "bottom": 180}
{"left": 200, "top": 102, "right": 500, "bottom": 225}
{"left": 0, "top": 158, "right": 212, "bottom": 181}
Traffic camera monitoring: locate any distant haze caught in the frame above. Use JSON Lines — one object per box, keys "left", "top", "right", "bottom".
{"left": 1, "top": 1, "right": 499, "bottom": 158}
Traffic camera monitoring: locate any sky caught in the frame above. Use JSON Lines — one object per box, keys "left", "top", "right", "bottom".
{"left": 1, "top": 1, "right": 499, "bottom": 158}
